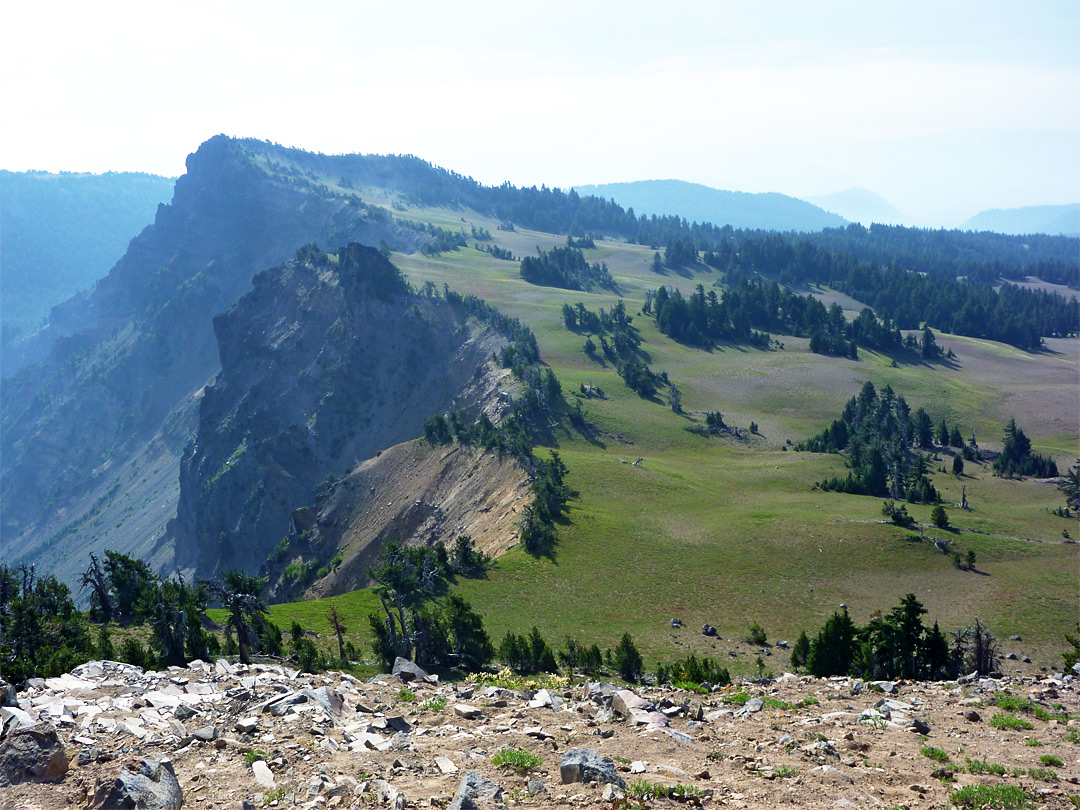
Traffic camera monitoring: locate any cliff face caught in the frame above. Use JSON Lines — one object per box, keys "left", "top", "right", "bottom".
{"left": 173, "top": 244, "right": 513, "bottom": 576}
{"left": 0, "top": 137, "right": 422, "bottom": 583}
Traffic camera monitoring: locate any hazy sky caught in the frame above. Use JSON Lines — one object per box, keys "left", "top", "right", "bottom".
{"left": 3, "top": 1, "right": 1078, "bottom": 225}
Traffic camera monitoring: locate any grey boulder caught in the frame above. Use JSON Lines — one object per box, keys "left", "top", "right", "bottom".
{"left": 448, "top": 770, "right": 505, "bottom": 810}
{"left": 88, "top": 758, "right": 183, "bottom": 810}
{"left": 392, "top": 657, "right": 438, "bottom": 684}
{"left": 559, "top": 749, "right": 626, "bottom": 788}
{"left": 0, "top": 723, "right": 69, "bottom": 787}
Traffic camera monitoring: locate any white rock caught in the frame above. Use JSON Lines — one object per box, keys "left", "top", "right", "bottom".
{"left": 144, "top": 691, "right": 182, "bottom": 709}
{"left": 435, "top": 756, "right": 458, "bottom": 774}
{"left": 453, "top": 704, "right": 481, "bottom": 720}
{"left": 252, "top": 759, "right": 276, "bottom": 788}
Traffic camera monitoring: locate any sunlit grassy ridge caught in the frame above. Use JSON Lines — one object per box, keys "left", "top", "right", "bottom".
{"left": 263, "top": 194, "right": 1078, "bottom": 672}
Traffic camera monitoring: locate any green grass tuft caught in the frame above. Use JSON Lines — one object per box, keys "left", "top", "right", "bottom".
{"left": 492, "top": 747, "right": 542, "bottom": 773}
{"left": 989, "top": 712, "right": 1034, "bottom": 731}
{"left": 948, "top": 783, "right": 1035, "bottom": 809}
{"left": 922, "top": 745, "right": 951, "bottom": 762}
{"left": 965, "top": 757, "right": 1006, "bottom": 775}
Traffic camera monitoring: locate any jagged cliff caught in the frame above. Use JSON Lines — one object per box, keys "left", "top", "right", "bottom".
{"left": 173, "top": 243, "right": 520, "bottom": 576}
{"left": 0, "top": 137, "right": 424, "bottom": 583}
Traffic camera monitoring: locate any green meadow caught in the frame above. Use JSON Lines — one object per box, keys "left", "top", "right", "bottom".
{"left": 265, "top": 193, "right": 1079, "bottom": 673}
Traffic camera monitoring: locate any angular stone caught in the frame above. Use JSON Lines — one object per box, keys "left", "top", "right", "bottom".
{"left": 611, "top": 689, "right": 649, "bottom": 718}
{"left": 0, "top": 680, "right": 18, "bottom": 708}
{"left": 192, "top": 725, "right": 217, "bottom": 741}
{"left": 235, "top": 716, "right": 259, "bottom": 734}
{"left": 252, "top": 759, "right": 276, "bottom": 789}
{"left": 392, "top": 657, "right": 437, "bottom": 684}
{"left": 88, "top": 758, "right": 182, "bottom": 810}
{"left": 436, "top": 755, "right": 459, "bottom": 774}
{"left": 0, "top": 706, "right": 35, "bottom": 732}
{"left": 454, "top": 704, "right": 481, "bottom": 720}
{"left": 869, "top": 681, "right": 899, "bottom": 695}
{"left": 559, "top": 749, "right": 626, "bottom": 788}
{"left": 602, "top": 783, "right": 625, "bottom": 801}
{"left": 448, "top": 770, "right": 506, "bottom": 810}
{"left": 908, "top": 718, "right": 931, "bottom": 734}
{"left": 0, "top": 723, "right": 68, "bottom": 786}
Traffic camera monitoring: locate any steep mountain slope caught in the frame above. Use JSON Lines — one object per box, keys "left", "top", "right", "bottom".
{"left": 802, "top": 187, "right": 908, "bottom": 226}
{"left": 172, "top": 243, "right": 517, "bottom": 575}
{"left": 961, "top": 203, "right": 1080, "bottom": 236}
{"left": 0, "top": 138, "right": 424, "bottom": 583}
{"left": 0, "top": 170, "right": 175, "bottom": 339}
{"left": 262, "top": 439, "right": 530, "bottom": 603}
{"left": 572, "top": 179, "right": 846, "bottom": 231}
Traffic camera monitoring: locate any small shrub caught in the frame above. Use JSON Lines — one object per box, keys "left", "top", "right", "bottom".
{"left": 931, "top": 504, "right": 950, "bottom": 529}
{"left": 965, "top": 757, "right": 1006, "bottom": 775}
{"left": 397, "top": 687, "right": 416, "bottom": 703}
{"left": 990, "top": 712, "right": 1034, "bottom": 730}
{"left": 995, "top": 693, "right": 1030, "bottom": 712}
{"left": 948, "top": 784, "right": 1035, "bottom": 809}
{"left": 492, "top": 747, "right": 542, "bottom": 773}
{"left": 1039, "top": 754, "right": 1064, "bottom": 767}
{"left": 775, "top": 764, "right": 798, "bottom": 778}
{"left": 746, "top": 622, "right": 768, "bottom": 646}
{"left": 1025, "top": 767, "right": 1058, "bottom": 782}
{"left": 1024, "top": 738, "right": 1043, "bottom": 746}
{"left": 922, "top": 746, "right": 951, "bottom": 762}
{"left": 1065, "top": 728, "right": 1080, "bottom": 743}
{"left": 627, "top": 779, "right": 666, "bottom": 801}
{"left": 244, "top": 750, "right": 267, "bottom": 764}
{"left": 420, "top": 696, "right": 446, "bottom": 712}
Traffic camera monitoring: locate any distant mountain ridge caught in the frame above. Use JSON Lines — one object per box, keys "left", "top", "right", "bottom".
{"left": 961, "top": 204, "right": 1080, "bottom": 237}
{"left": 802, "top": 187, "right": 908, "bottom": 226}
{"left": 572, "top": 179, "right": 846, "bottom": 232}
{"left": 0, "top": 170, "right": 175, "bottom": 338}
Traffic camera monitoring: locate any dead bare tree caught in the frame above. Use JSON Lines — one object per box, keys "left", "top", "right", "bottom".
{"left": 79, "top": 552, "right": 113, "bottom": 623}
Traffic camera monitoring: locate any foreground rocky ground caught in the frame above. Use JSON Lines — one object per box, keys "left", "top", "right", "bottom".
{"left": 1, "top": 658, "right": 1078, "bottom": 810}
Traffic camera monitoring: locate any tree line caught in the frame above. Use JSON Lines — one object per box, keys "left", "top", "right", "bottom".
{"left": 703, "top": 237, "right": 1077, "bottom": 350}
{"left": 253, "top": 139, "right": 1078, "bottom": 346}
{"left": 790, "top": 593, "right": 1002, "bottom": 680}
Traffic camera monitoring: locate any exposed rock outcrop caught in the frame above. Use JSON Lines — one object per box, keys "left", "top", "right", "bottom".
{"left": 1, "top": 137, "right": 424, "bottom": 583}
{"left": 174, "top": 243, "right": 521, "bottom": 575}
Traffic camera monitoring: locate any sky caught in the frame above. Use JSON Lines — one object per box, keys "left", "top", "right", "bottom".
{"left": 2, "top": 0, "right": 1078, "bottom": 226}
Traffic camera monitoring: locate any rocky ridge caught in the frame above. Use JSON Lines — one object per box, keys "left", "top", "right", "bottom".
{"left": 1, "top": 136, "right": 425, "bottom": 583}
{"left": 2, "top": 659, "right": 1077, "bottom": 810}
{"left": 172, "top": 242, "right": 517, "bottom": 575}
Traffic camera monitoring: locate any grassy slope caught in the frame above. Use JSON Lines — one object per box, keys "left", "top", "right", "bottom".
{"left": 269, "top": 193, "right": 1079, "bottom": 674}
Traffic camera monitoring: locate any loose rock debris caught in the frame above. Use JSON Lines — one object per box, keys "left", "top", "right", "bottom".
{"left": 0, "top": 658, "right": 1077, "bottom": 809}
